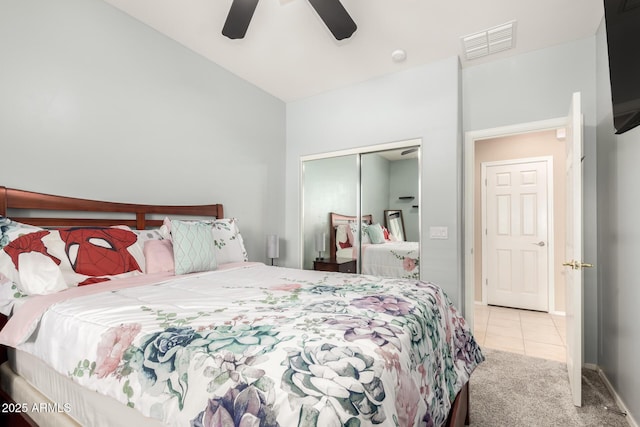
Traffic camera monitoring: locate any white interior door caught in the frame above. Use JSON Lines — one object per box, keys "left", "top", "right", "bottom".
{"left": 484, "top": 158, "right": 550, "bottom": 311}
{"left": 564, "top": 91, "right": 586, "bottom": 407}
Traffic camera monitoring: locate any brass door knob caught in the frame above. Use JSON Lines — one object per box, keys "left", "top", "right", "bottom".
{"left": 563, "top": 260, "right": 594, "bottom": 270}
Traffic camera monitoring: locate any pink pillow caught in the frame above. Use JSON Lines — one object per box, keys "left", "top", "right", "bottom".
{"left": 143, "top": 240, "right": 175, "bottom": 274}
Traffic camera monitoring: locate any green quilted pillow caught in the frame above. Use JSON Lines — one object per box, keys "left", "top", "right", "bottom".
{"left": 366, "top": 223, "right": 386, "bottom": 244}
{"left": 171, "top": 220, "right": 217, "bottom": 275}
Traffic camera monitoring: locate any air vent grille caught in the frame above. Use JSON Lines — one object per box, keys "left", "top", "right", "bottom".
{"left": 462, "top": 21, "right": 516, "bottom": 61}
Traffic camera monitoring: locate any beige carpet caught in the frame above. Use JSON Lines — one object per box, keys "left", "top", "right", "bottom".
{"left": 469, "top": 348, "right": 629, "bottom": 426}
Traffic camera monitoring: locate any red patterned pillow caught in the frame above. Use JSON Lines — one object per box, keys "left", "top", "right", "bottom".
{"left": 339, "top": 240, "right": 352, "bottom": 249}
{"left": 0, "top": 227, "right": 145, "bottom": 294}
{"left": 336, "top": 225, "right": 351, "bottom": 249}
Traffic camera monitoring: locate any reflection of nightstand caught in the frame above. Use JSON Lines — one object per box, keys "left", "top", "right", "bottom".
{"left": 313, "top": 258, "right": 357, "bottom": 274}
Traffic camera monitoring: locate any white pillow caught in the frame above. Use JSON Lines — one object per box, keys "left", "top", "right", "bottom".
{"left": 0, "top": 274, "right": 28, "bottom": 315}
{"left": 348, "top": 222, "right": 371, "bottom": 245}
{"left": 211, "top": 218, "right": 248, "bottom": 264}
{"left": 17, "top": 252, "right": 67, "bottom": 295}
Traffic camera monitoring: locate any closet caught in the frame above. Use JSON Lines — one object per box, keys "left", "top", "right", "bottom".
{"left": 301, "top": 140, "right": 421, "bottom": 277}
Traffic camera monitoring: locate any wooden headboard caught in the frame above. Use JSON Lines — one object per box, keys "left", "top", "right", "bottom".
{"left": 0, "top": 186, "right": 223, "bottom": 364}
{"left": 329, "top": 212, "right": 373, "bottom": 259}
{"left": 0, "top": 186, "right": 224, "bottom": 229}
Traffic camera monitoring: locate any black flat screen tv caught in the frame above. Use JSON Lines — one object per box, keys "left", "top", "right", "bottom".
{"left": 604, "top": 0, "right": 640, "bottom": 134}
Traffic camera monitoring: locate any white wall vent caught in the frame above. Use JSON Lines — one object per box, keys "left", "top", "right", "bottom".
{"left": 461, "top": 20, "right": 516, "bottom": 61}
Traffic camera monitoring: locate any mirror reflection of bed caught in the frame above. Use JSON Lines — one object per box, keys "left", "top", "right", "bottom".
{"left": 330, "top": 212, "right": 420, "bottom": 279}
{"left": 301, "top": 142, "right": 420, "bottom": 278}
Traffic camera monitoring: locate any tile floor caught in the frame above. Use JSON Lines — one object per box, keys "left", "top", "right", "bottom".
{"left": 473, "top": 304, "right": 567, "bottom": 362}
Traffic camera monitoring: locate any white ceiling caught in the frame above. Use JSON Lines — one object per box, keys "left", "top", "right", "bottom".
{"left": 102, "top": 0, "right": 604, "bottom": 102}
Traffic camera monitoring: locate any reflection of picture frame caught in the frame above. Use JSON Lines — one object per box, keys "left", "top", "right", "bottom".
{"left": 384, "top": 209, "right": 406, "bottom": 242}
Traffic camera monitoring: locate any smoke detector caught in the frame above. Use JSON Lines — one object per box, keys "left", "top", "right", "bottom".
{"left": 391, "top": 49, "right": 407, "bottom": 63}
{"left": 461, "top": 20, "right": 517, "bottom": 61}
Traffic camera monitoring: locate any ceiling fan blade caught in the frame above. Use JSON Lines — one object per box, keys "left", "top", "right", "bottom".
{"left": 222, "top": 0, "right": 260, "bottom": 39}
{"left": 401, "top": 148, "right": 418, "bottom": 156}
{"left": 307, "top": 0, "right": 357, "bottom": 40}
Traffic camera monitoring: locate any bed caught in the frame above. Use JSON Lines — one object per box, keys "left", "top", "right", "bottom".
{"left": 330, "top": 213, "right": 420, "bottom": 279}
{"left": 0, "top": 187, "right": 483, "bottom": 427}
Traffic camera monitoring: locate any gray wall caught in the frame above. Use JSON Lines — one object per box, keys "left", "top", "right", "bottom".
{"left": 360, "top": 153, "right": 390, "bottom": 229}
{"left": 0, "top": 0, "right": 286, "bottom": 262}
{"left": 462, "top": 37, "right": 599, "bottom": 364}
{"left": 302, "top": 155, "right": 358, "bottom": 269}
{"left": 286, "top": 57, "right": 463, "bottom": 306}
{"left": 4, "top": 2, "right": 633, "bottom": 413}
{"left": 595, "top": 19, "right": 640, "bottom": 422}
{"left": 361, "top": 153, "right": 391, "bottom": 230}
{"left": 388, "top": 158, "right": 420, "bottom": 242}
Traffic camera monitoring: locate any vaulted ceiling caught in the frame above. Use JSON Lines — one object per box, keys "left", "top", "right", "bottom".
{"left": 103, "top": 0, "right": 604, "bottom": 102}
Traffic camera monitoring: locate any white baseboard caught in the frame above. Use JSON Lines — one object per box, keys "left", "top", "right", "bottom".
{"left": 597, "top": 367, "right": 638, "bottom": 427}
{"left": 583, "top": 362, "right": 597, "bottom": 371}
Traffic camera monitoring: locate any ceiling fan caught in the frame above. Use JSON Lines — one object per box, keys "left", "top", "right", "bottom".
{"left": 222, "top": 0, "right": 357, "bottom": 40}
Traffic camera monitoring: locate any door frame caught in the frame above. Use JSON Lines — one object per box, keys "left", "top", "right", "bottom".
{"left": 463, "top": 117, "right": 566, "bottom": 328}
{"left": 480, "top": 156, "right": 555, "bottom": 312}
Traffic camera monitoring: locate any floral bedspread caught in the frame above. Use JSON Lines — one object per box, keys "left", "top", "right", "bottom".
{"left": 13, "top": 263, "right": 483, "bottom": 427}
{"left": 360, "top": 241, "right": 420, "bottom": 280}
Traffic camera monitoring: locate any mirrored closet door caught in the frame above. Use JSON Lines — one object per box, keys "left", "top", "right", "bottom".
{"left": 302, "top": 154, "right": 359, "bottom": 271}
{"left": 302, "top": 141, "right": 421, "bottom": 279}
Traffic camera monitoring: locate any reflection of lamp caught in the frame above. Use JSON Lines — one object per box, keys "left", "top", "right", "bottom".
{"left": 315, "top": 232, "right": 326, "bottom": 260}
{"left": 267, "top": 234, "right": 279, "bottom": 266}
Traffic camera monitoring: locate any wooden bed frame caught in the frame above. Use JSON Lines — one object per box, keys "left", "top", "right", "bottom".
{"left": 0, "top": 188, "right": 470, "bottom": 427}
{"left": 0, "top": 185, "right": 222, "bottom": 359}
{"left": 0, "top": 186, "right": 223, "bottom": 229}
{"left": 0, "top": 186, "right": 225, "bottom": 427}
